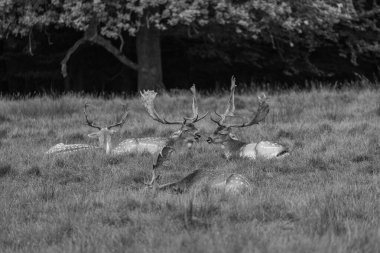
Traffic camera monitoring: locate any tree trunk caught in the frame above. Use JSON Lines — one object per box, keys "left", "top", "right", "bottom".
{"left": 63, "top": 77, "right": 71, "bottom": 91}
{"left": 136, "top": 25, "right": 164, "bottom": 91}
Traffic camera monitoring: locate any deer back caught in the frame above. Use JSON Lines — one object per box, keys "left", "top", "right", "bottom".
{"left": 161, "top": 169, "right": 250, "bottom": 194}
{"left": 45, "top": 143, "right": 100, "bottom": 155}
{"left": 112, "top": 137, "right": 169, "bottom": 155}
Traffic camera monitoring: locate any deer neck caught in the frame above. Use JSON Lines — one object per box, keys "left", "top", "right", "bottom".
{"left": 98, "top": 132, "right": 113, "bottom": 154}
{"left": 166, "top": 137, "right": 177, "bottom": 147}
{"left": 221, "top": 137, "right": 246, "bottom": 159}
{"left": 105, "top": 136, "right": 112, "bottom": 154}
{"left": 167, "top": 130, "right": 183, "bottom": 146}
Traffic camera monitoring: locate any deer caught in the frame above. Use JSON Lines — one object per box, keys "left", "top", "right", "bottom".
{"left": 45, "top": 103, "right": 128, "bottom": 155}
{"left": 46, "top": 85, "right": 206, "bottom": 156}
{"left": 111, "top": 85, "right": 208, "bottom": 155}
{"left": 206, "top": 76, "right": 289, "bottom": 160}
{"left": 143, "top": 146, "right": 251, "bottom": 194}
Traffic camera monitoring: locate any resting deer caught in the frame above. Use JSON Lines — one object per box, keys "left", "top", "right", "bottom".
{"left": 144, "top": 146, "right": 251, "bottom": 194}
{"left": 45, "top": 104, "right": 128, "bottom": 155}
{"left": 111, "top": 85, "right": 208, "bottom": 155}
{"left": 206, "top": 77, "right": 289, "bottom": 160}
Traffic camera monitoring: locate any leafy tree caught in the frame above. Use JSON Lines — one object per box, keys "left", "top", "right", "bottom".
{"left": 1, "top": 0, "right": 379, "bottom": 90}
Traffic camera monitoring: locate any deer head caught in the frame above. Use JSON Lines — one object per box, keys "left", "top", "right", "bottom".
{"left": 84, "top": 103, "right": 128, "bottom": 154}
{"left": 144, "top": 146, "right": 178, "bottom": 191}
{"left": 140, "top": 85, "right": 208, "bottom": 143}
{"left": 207, "top": 76, "right": 269, "bottom": 144}
{"left": 144, "top": 147, "right": 204, "bottom": 194}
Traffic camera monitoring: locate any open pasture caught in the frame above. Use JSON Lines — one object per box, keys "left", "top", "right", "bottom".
{"left": 0, "top": 88, "right": 379, "bottom": 253}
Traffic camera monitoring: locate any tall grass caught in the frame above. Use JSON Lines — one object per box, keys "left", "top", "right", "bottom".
{"left": 0, "top": 87, "right": 379, "bottom": 253}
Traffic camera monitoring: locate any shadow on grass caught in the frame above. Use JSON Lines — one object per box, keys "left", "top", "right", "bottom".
{"left": 24, "top": 166, "right": 42, "bottom": 177}
{"left": 228, "top": 200, "right": 297, "bottom": 223}
{"left": 308, "top": 157, "right": 334, "bottom": 171}
{"left": 0, "top": 114, "right": 12, "bottom": 123}
{"left": 0, "top": 129, "right": 9, "bottom": 139}
{"left": 0, "top": 163, "right": 16, "bottom": 178}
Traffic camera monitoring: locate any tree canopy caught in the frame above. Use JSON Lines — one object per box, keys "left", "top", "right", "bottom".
{"left": 0, "top": 0, "right": 379, "bottom": 91}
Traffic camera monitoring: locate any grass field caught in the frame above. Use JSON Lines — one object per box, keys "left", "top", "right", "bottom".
{"left": 0, "top": 87, "right": 379, "bottom": 253}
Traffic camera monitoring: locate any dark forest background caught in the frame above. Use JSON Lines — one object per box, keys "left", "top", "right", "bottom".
{"left": 1, "top": 0, "right": 379, "bottom": 94}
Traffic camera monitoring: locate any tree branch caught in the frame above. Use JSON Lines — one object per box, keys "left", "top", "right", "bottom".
{"left": 357, "top": 8, "right": 380, "bottom": 19}
{"left": 44, "top": 28, "right": 53, "bottom": 45}
{"left": 28, "top": 30, "right": 34, "bottom": 56}
{"left": 61, "top": 35, "right": 138, "bottom": 77}
{"left": 61, "top": 22, "right": 138, "bottom": 78}
{"left": 118, "top": 31, "right": 125, "bottom": 52}
{"left": 92, "top": 35, "right": 138, "bottom": 70}
{"left": 61, "top": 37, "right": 87, "bottom": 78}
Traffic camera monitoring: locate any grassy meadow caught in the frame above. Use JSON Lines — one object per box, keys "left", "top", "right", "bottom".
{"left": 0, "top": 86, "right": 379, "bottom": 253}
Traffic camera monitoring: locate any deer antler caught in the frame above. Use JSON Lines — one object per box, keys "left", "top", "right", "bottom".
{"left": 84, "top": 103, "right": 101, "bottom": 130}
{"left": 227, "top": 93, "right": 269, "bottom": 128}
{"left": 211, "top": 76, "right": 237, "bottom": 126}
{"left": 107, "top": 105, "right": 129, "bottom": 129}
{"left": 141, "top": 86, "right": 208, "bottom": 126}
{"left": 140, "top": 90, "right": 184, "bottom": 125}
{"left": 210, "top": 77, "right": 269, "bottom": 128}
{"left": 84, "top": 103, "right": 129, "bottom": 130}
{"left": 183, "top": 84, "right": 208, "bottom": 123}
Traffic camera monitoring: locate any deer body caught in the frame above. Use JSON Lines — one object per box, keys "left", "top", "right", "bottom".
{"left": 46, "top": 85, "right": 206, "bottom": 157}
{"left": 46, "top": 132, "right": 195, "bottom": 156}
{"left": 145, "top": 147, "right": 251, "bottom": 194}
{"left": 45, "top": 104, "right": 128, "bottom": 156}
{"left": 45, "top": 128, "right": 121, "bottom": 156}
{"left": 253, "top": 141, "right": 289, "bottom": 159}
{"left": 112, "top": 137, "right": 169, "bottom": 155}
{"left": 218, "top": 137, "right": 288, "bottom": 160}
{"left": 45, "top": 136, "right": 167, "bottom": 156}
{"left": 207, "top": 76, "right": 290, "bottom": 160}
{"left": 46, "top": 130, "right": 192, "bottom": 156}
{"left": 153, "top": 169, "right": 251, "bottom": 194}
{"left": 45, "top": 143, "right": 101, "bottom": 155}
{"left": 113, "top": 126, "right": 201, "bottom": 155}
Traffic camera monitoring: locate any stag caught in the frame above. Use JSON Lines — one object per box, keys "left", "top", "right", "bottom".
{"left": 45, "top": 104, "right": 128, "bottom": 155}
{"left": 112, "top": 85, "right": 208, "bottom": 155}
{"left": 144, "top": 146, "right": 251, "bottom": 194}
{"left": 206, "top": 76, "right": 289, "bottom": 160}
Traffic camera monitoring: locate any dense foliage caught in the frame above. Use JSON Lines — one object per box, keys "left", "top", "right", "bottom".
{"left": 0, "top": 1, "right": 346, "bottom": 36}
{"left": 0, "top": 0, "right": 379, "bottom": 92}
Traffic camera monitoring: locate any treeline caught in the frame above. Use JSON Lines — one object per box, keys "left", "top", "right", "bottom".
{"left": 0, "top": 0, "right": 379, "bottom": 94}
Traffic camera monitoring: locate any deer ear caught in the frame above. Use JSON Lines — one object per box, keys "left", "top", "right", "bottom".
{"left": 219, "top": 128, "right": 230, "bottom": 135}
{"left": 171, "top": 130, "right": 182, "bottom": 137}
{"left": 88, "top": 132, "right": 100, "bottom": 138}
{"left": 229, "top": 133, "right": 238, "bottom": 140}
